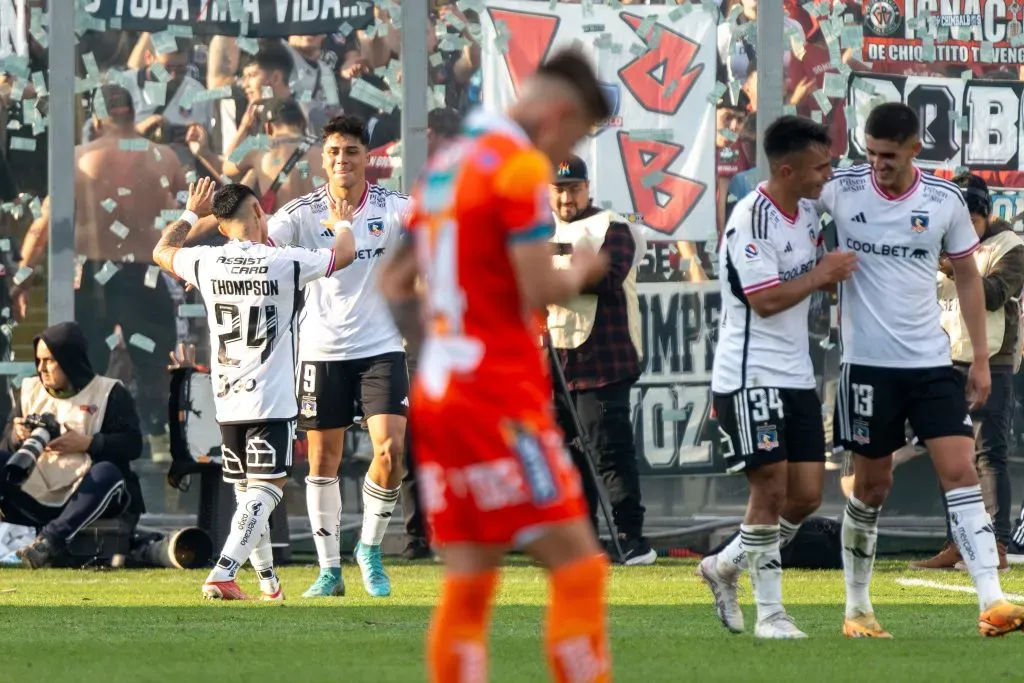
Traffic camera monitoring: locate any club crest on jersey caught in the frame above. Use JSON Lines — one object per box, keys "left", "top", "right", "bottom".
{"left": 853, "top": 420, "right": 870, "bottom": 445}
{"left": 911, "top": 211, "right": 929, "bottom": 233}
{"left": 755, "top": 426, "right": 779, "bottom": 451}
{"left": 300, "top": 398, "right": 318, "bottom": 418}
{"left": 744, "top": 243, "right": 760, "bottom": 261}
{"left": 368, "top": 219, "right": 385, "bottom": 237}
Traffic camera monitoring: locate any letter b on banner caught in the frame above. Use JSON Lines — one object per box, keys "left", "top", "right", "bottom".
{"left": 965, "top": 85, "right": 1020, "bottom": 168}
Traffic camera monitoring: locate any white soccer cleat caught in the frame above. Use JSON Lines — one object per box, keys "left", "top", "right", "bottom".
{"left": 754, "top": 612, "right": 807, "bottom": 640}
{"left": 696, "top": 555, "right": 744, "bottom": 633}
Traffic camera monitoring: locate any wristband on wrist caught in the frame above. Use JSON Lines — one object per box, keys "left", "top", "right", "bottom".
{"left": 334, "top": 220, "right": 353, "bottom": 232}
{"left": 180, "top": 210, "right": 199, "bottom": 227}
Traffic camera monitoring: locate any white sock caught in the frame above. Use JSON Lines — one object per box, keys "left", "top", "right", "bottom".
{"left": 742, "top": 524, "right": 784, "bottom": 622}
{"left": 207, "top": 482, "right": 282, "bottom": 583}
{"left": 306, "top": 476, "right": 342, "bottom": 569}
{"left": 361, "top": 476, "right": 399, "bottom": 546}
{"left": 716, "top": 517, "right": 802, "bottom": 576}
{"left": 842, "top": 495, "right": 879, "bottom": 618}
{"left": 236, "top": 482, "right": 278, "bottom": 592}
{"left": 947, "top": 485, "right": 1004, "bottom": 611}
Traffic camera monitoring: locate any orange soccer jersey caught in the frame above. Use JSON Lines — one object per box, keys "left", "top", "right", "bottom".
{"left": 406, "top": 111, "right": 585, "bottom": 546}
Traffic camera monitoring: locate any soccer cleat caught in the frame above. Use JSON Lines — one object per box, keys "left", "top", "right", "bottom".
{"left": 355, "top": 541, "right": 392, "bottom": 597}
{"left": 619, "top": 536, "right": 657, "bottom": 566}
{"left": 202, "top": 580, "right": 250, "bottom": 601}
{"left": 842, "top": 611, "right": 893, "bottom": 638}
{"left": 260, "top": 585, "right": 285, "bottom": 602}
{"left": 979, "top": 600, "right": 1024, "bottom": 637}
{"left": 696, "top": 555, "right": 744, "bottom": 633}
{"left": 302, "top": 567, "right": 345, "bottom": 598}
{"left": 754, "top": 612, "right": 807, "bottom": 639}
{"left": 15, "top": 536, "right": 56, "bottom": 569}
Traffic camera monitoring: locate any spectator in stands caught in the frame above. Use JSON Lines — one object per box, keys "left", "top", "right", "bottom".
{"left": 717, "top": 0, "right": 805, "bottom": 90}
{"left": 725, "top": 113, "right": 758, "bottom": 221}
{"left": 366, "top": 107, "right": 461, "bottom": 185}
{"left": 127, "top": 38, "right": 213, "bottom": 150}
{"left": 547, "top": 156, "right": 654, "bottom": 566}
{"left": 716, "top": 93, "right": 750, "bottom": 232}
{"left": 908, "top": 175, "right": 1024, "bottom": 572}
{"left": 14, "top": 84, "right": 187, "bottom": 445}
{"left": 0, "top": 321, "right": 144, "bottom": 568}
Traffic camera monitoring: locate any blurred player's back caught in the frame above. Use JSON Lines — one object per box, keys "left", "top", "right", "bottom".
{"left": 412, "top": 111, "right": 553, "bottom": 406}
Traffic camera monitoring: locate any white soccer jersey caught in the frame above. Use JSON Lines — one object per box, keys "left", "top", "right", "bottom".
{"left": 817, "top": 166, "right": 978, "bottom": 368}
{"left": 172, "top": 241, "right": 335, "bottom": 423}
{"left": 711, "top": 186, "right": 822, "bottom": 393}
{"left": 268, "top": 182, "right": 407, "bottom": 361}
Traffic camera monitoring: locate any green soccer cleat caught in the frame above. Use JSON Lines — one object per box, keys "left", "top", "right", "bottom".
{"left": 355, "top": 542, "right": 392, "bottom": 597}
{"left": 302, "top": 567, "right": 345, "bottom": 598}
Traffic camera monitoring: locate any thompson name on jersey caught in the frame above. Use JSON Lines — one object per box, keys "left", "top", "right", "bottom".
{"left": 817, "top": 166, "right": 979, "bottom": 368}
{"left": 268, "top": 181, "right": 408, "bottom": 361}
{"left": 712, "top": 187, "right": 823, "bottom": 393}
{"left": 173, "top": 241, "right": 336, "bottom": 423}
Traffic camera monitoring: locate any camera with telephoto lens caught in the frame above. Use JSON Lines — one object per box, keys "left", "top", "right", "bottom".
{"left": 4, "top": 413, "right": 61, "bottom": 486}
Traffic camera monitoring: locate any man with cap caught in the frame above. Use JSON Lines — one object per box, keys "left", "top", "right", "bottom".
{"left": 547, "top": 155, "right": 655, "bottom": 565}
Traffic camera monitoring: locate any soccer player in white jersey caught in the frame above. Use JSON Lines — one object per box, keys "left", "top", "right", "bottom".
{"left": 820, "top": 102, "right": 1024, "bottom": 637}
{"left": 697, "top": 116, "right": 857, "bottom": 639}
{"left": 268, "top": 114, "right": 410, "bottom": 598}
{"left": 152, "top": 179, "right": 355, "bottom": 600}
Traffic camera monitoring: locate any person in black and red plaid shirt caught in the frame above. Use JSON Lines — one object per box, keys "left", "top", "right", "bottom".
{"left": 547, "top": 156, "right": 655, "bottom": 566}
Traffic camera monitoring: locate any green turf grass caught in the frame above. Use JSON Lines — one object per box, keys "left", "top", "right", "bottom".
{"left": 2, "top": 560, "right": 1024, "bottom": 682}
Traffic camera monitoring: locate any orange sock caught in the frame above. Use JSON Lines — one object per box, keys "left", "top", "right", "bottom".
{"left": 545, "top": 554, "right": 612, "bottom": 683}
{"left": 427, "top": 570, "right": 499, "bottom": 683}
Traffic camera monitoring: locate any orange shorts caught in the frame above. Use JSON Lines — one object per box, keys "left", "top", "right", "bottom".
{"left": 410, "top": 395, "right": 586, "bottom": 547}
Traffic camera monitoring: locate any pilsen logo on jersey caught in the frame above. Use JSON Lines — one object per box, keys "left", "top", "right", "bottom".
{"left": 911, "top": 211, "right": 929, "bottom": 233}
{"left": 367, "top": 219, "right": 385, "bottom": 237}
{"left": 756, "top": 426, "right": 779, "bottom": 451}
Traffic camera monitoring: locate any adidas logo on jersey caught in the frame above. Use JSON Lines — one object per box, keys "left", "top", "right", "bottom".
{"left": 320, "top": 228, "right": 334, "bottom": 238}
{"left": 851, "top": 212, "right": 867, "bottom": 223}
{"left": 784, "top": 242, "right": 793, "bottom": 253}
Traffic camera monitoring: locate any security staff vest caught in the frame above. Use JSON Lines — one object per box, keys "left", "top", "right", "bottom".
{"left": 547, "top": 210, "right": 643, "bottom": 358}
{"left": 938, "top": 229, "right": 1024, "bottom": 368}
{"left": 18, "top": 375, "right": 118, "bottom": 506}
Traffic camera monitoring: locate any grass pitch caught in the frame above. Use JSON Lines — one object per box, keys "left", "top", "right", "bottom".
{"left": 2, "top": 559, "right": 1024, "bottom": 683}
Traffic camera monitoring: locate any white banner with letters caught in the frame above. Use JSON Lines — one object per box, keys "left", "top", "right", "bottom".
{"left": 0, "top": 0, "right": 26, "bottom": 59}
{"left": 481, "top": 1, "right": 717, "bottom": 241}
{"left": 846, "top": 72, "right": 1024, "bottom": 172}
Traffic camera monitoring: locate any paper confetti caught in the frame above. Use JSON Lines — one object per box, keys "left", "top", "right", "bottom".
{"left": 177, "top": 304, "right": 207, "bottom": 318}
{"left": 105, "top": 333, "right": 121, "bottom": 350}
{"left": 144, "top": 266, "right": 160, "bottom": 289}
{"left": 128, "top": 334, "right": 156, "bottom": 353}
{"left": 101, "top": 198, "right": 117, "bottom": 213}
{"left": 93, "top": 261, "right": 121, "bottom": 285}
{"left": 12, "top": 266, "right": 32, "bottom": 286}
{"left": 109, "top": 221, "right": 129, "bottom": 240}
{"left": 9, "top": 138, "right": 35, "bottom": 152}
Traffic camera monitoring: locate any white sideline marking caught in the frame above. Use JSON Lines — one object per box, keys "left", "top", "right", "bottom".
{"left": 896, "top": 577, "right": 1024, "bottom": 602}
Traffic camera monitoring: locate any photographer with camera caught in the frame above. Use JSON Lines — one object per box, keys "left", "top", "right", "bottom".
{"left": 0, "top": 321, "right": 145, "bottom": 568}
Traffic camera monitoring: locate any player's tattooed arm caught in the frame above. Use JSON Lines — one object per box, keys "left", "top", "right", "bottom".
{"left": 153, "top": 177, "right": 217, "bottom": 272}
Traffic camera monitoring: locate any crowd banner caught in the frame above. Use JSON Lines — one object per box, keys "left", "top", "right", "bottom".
{"left": 78, "top": 0, "right": 373, "bottom": 37}
{"left": 993, "top": 187, "right": 1024, "bottom": 224}
{"left": 481, "top": 1, "right": 718, "bottom": 242}
{"left": 845, "top": 71, "right": 1024, "bottom": 171}
{"left": 0, "top": 0, "right": 25, "bottom": 58}
{"left": 862, "top": 0, "right": 1024, "bottom": 66}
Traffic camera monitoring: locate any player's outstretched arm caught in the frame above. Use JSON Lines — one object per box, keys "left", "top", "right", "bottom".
{"left": 747, "top": 250, "right": 857, "bottom": 318}
{"left": 509, "top": 240, "right": 608, "bottom": 309}
{"left": 950, "top": 253, "right": 993, "bottom": 409}
{"left": 152, "top": 177, "right": 217, "bottom": 272}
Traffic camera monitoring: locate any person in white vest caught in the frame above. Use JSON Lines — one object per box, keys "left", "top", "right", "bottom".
{"left": 0, "top": 322, "right": 145, "bottom": 568}
{"left": 909, "top": 174, "right": 1024, "bottom": 572}
{"left": 547, "top": 155, "right": 655, "bottom": 565}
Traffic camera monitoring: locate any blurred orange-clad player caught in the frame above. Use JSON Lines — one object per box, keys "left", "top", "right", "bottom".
{"left": 380, "top": 49, "right": 613, "bottom": 683}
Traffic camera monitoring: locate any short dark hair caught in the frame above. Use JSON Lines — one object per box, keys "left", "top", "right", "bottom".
{"left": 321, "top": 114, "right": 369, "bottom": 146}
{"left": 763, "top": 115, "right": 831, "bottom": 162}
{"left": 865, "top": 103, "right": 920, "bottom": 143}
{"left": 952, "top": 171, "right": 992, "bottom": 218}
{"left": 96, "top": 83, "right": 135, "bottom": 125}
{"left": 536, "top": 48, "right": 611, "bottom": 122}
{"left": 246, "top": 40, "right": 293, "bottom": 78}
{"left": 266, "top": 98, "right": 306, "bottom": 130}
{"left": 428, "top": 108, "right": 461, "bottom": 139}
{"left": 212, "top": 184, "right": 257, "bottom": 220}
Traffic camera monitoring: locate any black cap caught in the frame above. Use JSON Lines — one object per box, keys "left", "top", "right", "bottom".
{"left": 555, "top": 155, "right": 588, "bottom": 184}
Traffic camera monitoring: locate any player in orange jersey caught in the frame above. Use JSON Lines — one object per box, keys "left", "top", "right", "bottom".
{"left": 381, "top": 49, "right": 613, "bottom": 683}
